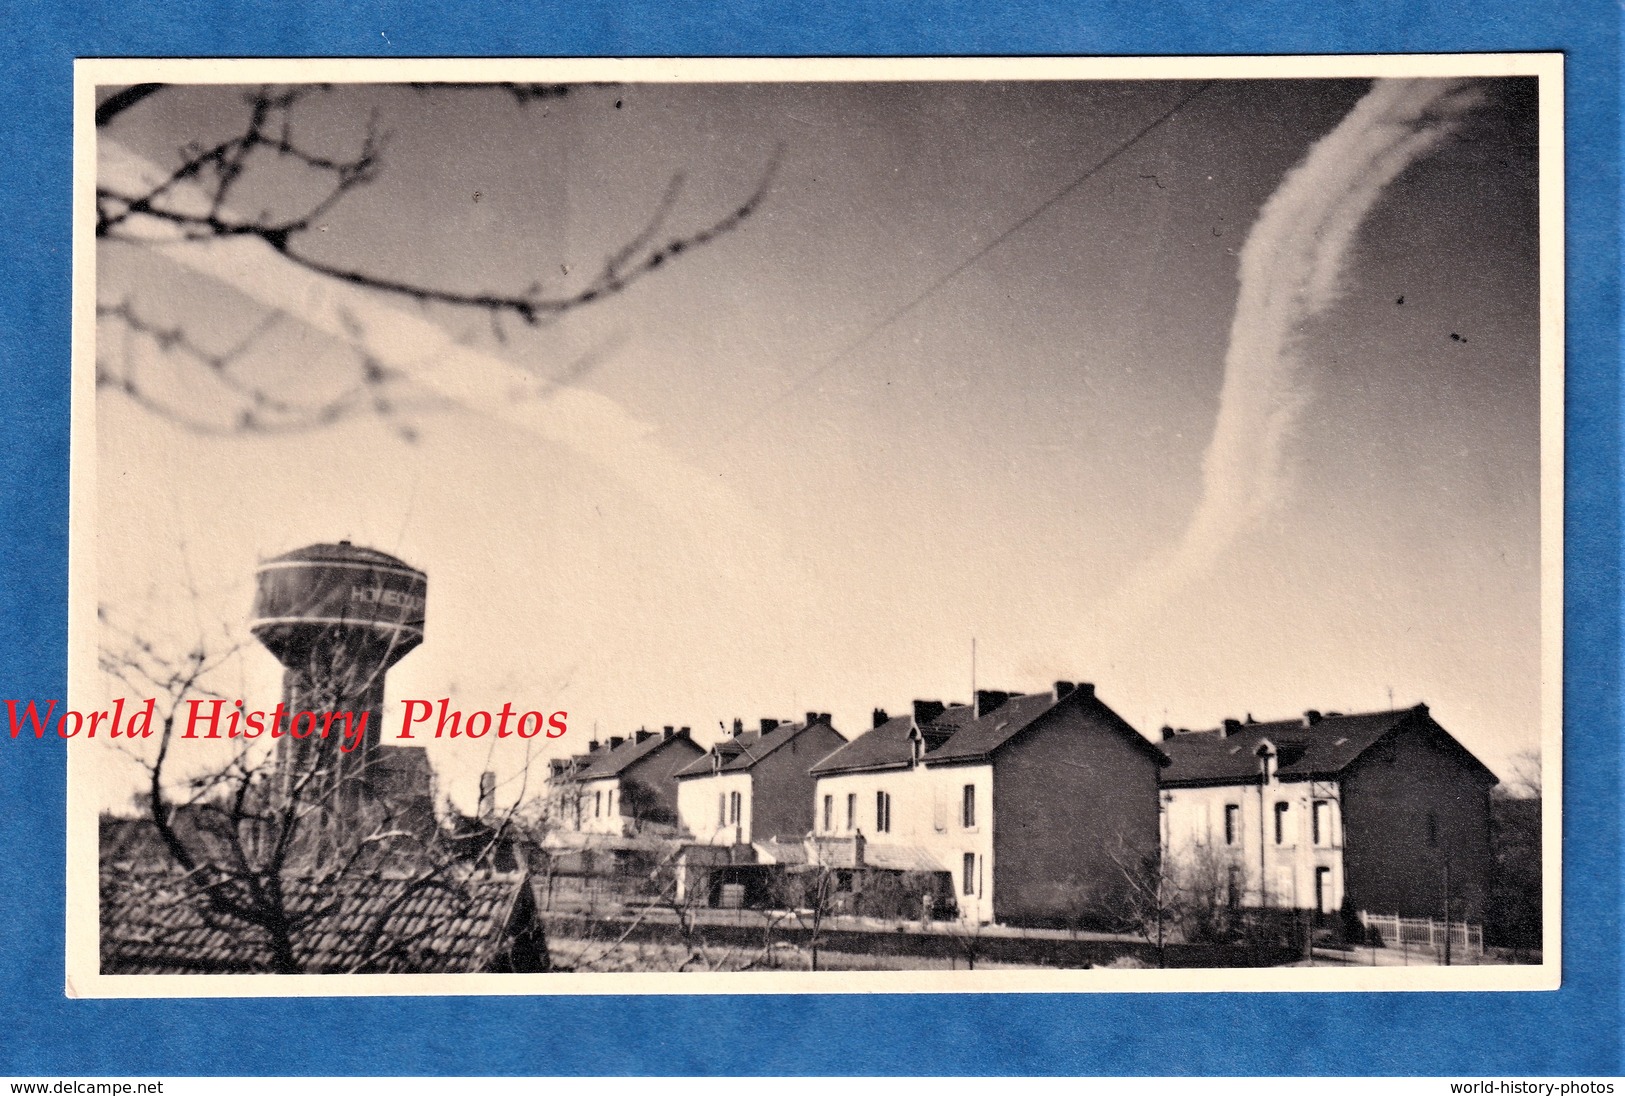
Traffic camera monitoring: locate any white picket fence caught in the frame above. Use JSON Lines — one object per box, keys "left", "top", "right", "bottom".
{"left": 1359, "top": 911, "right": 1483, "bottom": 956}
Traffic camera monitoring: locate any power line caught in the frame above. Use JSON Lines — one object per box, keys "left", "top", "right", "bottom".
{"left": 741, "top": 80, "right": 1214, "bottom": 429}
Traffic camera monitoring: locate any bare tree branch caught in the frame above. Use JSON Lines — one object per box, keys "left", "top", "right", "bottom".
{"left": 97, "top": 84, "right": 782, "bottom": 325}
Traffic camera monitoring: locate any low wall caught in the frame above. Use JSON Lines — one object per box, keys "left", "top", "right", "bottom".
{"left": 542, "top": 912, "right": 1297, "bottom": 969}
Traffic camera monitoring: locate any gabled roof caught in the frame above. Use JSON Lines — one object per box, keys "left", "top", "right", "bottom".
{"left": 811, "top": 684, "right": 1167, "bottom": 775}
{"left": 572, "top": 731, "right": 697, "bottom": 781}
{"left": 919, "top": 691, "right": 1063, "bottom": 763}
{"left": 808, "top": 710, "right": 940, "bottom": 775}
{"left": 673, "top": 717, "right": 846, "bottom": 778}
{"left": 1157, "top": 704, "right": 1495, "bottom": 786}
{"left": 100, "top": 867, "right": 536, "bottom": 975}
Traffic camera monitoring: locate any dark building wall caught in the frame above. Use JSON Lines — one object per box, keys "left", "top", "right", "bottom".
{"left": 276, "top": 668, "right": 385, "bottom": 810}
{"left": 990, "top": 696, "right": 1163, "bottom": 926}
{"left": 620, "top": 738, "right": 706, "bottom": 826}
{"left": 1339, "top": 715, "right": 1497, "bottom": 922}
{"left": 748, "top": 722, "right": 848, "bottom": 840}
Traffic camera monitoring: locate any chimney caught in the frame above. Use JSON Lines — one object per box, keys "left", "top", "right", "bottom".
{"left": 760, "top": 718, "right": 780, "bottom": 734}
{"left": 732, "top": 718, "right": 744, "bottom": 737}
{"left": 872, "top": 708, "right": 888, "bottom": 728}
{"left": 636, "top": 730, "right": 654, "bottom": 744}
{"left": 679, "top": 726, "right": 691, "bottom": 738}
{"left": 912, "top": 699, "right": 946, "bottom": 727}
{"left": 586, "top": 740, "right": 601, "bottom": 753}
{"left": 820, "top": 712, "right": 831, "bottom": 725}
{"left": 974, "top": 690, "right": 1010, "bottom": 719}
{"left": 1221, "top": 718, "right": 1243, "bottom": 737}
{"left": 1304, "top": 710, "right": 1323, "bottom": 726}
{"left": 1053, "top": 681, "right": 1075, "bottom": 702}
{"left": 662, "top": 726, "right": 674, "bottom": 741}
{"left": 608, "top": 736, "right": 625, "bottom": 750}
{"left": 664, "top": 725, "right": 674, "bottom": 736}
{"left": 477, "top": 771, "right": 495, "bottom": 819}
{"left": 806, "top": 711, "right": 819, "bottom": 727}
{"left": 1160, "top": 725, "right": 1175, "bottom": 741}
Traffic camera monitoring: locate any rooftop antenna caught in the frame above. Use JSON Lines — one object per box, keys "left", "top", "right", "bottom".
{"left": 971, "top": 637, "right": 977, "bottom": 699}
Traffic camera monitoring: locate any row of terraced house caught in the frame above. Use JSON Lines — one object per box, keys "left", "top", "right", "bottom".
{"left": 542, "top": 679, "right": 1498, "bottom": 930}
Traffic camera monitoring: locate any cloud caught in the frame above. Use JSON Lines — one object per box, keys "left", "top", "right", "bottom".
{"left": 1098, "top": 78, "right": 1484, "bottom": 628}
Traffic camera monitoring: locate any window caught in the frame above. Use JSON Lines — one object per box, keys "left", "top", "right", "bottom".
{"left": 1312, "top": 800, "right": 1331, "bottom": 846}
{"left": 876, "top": 790, "right": 892, "bottom": 833}
{"left": 1226, "top": 866, "right": 1241, "bottom": 909}
{"left": 1315, "top": 866, "right": 1333, "bottom": 914}
{"left": 961, "top": 784, "right": 976, "bottom": 829}
{"left": 594, "top": 791, "right": 602, "bottom": 818}
{"left": 1224, "top": 804, "right": 1241, "bottom": 845}
{"left": 729, "top": 791, "right": 742, "bottom": 825}
{"left": 718, "top": 793, "right": 727, "bottom": 826}
{"left": 962, "top": 852, "right": 976, "bottom": 896}
{"left": 846, "top": 793, "right": 856, "bottom": 831}
{"left": 1273, "top": 801, "right": 1289, "bottom": 845}
{"left": 822, "top": 794, "right": 833, "bottom": 831}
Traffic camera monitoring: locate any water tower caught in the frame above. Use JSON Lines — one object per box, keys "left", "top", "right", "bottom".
{"left": 250, "top": 541, "right": 426, "bottom": 806}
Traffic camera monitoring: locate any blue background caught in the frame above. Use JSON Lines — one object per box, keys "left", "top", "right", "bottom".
{"left": 0, "top": 0, "right": 1618, "bottom": 1077}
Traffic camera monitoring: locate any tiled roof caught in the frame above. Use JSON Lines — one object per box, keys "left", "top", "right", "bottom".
{"left": 674, "top": 718, "right": 845, "bottom": 778}
{"left": 812, "top": 686, "right": 1166, "bottom": 775}
{"left": 1157, "top": 704, "right": 1494, "bottom": 785}
{"left": 809, "top": 710, "right": 933, "bottom": 774}
{"left": 100, "top": 867, "right": 535, "bottom": 975}
{"left": 920, "top": 692, "right": 1052, "bottom": 762}
{"left": 751, "top": 838, "right": 811, "bottom": 866}
{"left": 863, "top": 843, "right": 946, "bottom": 873}
{"left": 572, "top": 732, "right": 697, "bottom": 781}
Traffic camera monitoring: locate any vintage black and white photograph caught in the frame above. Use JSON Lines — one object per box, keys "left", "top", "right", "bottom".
{"left": 69, "top": 57, "right": 1559, "bottom": 993}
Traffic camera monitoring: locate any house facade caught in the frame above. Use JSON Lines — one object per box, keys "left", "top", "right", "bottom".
{"left": 674, "top": 713, "right": 848, "bottom": 844}
{"left": 547, "top": 726, "right": 704, "bottom": 836}
{"left": 1158, "top": 703, "right": 1498, "bottom": 924}
{"left": 810, "top": 681, "right": 1168, "bottom": 926}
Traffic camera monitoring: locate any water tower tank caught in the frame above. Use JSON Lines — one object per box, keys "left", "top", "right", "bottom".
{"left": 250, "top": 541, "right": 426, "bottom": 802}
{"left": 251, "top": 540, "right": 426, "bottom": 672}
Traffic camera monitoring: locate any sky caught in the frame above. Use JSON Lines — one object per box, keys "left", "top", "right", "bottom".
{"left": 86, "top": 74, "right": 1544, "bottom": 813}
